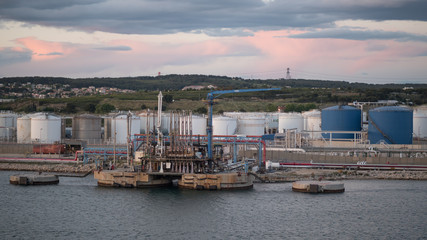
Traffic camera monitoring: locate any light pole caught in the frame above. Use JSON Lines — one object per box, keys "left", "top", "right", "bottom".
{"left": 39, "top": 128, "right": 43, "bottom": 154}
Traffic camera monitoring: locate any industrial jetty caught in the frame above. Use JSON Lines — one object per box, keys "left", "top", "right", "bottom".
{"left": 94, "top": 89, "right": 280, "bottom": 189}
{"left": 1, "top": 89, "right": 427, "bottom": 189}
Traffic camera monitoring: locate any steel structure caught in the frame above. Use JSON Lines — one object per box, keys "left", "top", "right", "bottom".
{"left": 206, "top": 88, "right": 280, "bottom": 160}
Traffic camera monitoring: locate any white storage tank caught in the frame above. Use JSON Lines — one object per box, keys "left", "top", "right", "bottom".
{"left": 139, "top": 112, "right": 155, "bottom": 134}
{"left": 161, "top": 113, "right": 171, "bottom": 135}
{"left": 192, "top": 115, "right": 207, "bottom": 135}
{"left": 224, "top": 112, "right": 266, "bottom": 119}
{"left": 0, "top": 112, "right": 17, "bottom": 141}
{"left": 265, "top": 113, "right": 279, "bottom": 133}
{"left": 302, "top": 110, "right": 321, "bottom": 138}
{"left": 17, "top": 115, "right": 31, "bottom": 143}
{"left": 413, "top": 107, "right": 427, "bottom": 139}
{"left": 237, "top": 117, "right": 265, "bottom": 136}
{"left": 179, "top": 114, "right": 207, "bottom": 135}
{"left": 213, "top": 116, "right": 237, "bottom": 136}
{"left": 111, "top": 113, "right": 141, "bottom": 144}
{"left": 30, "top": 113, "right": 61, "bottom": 143}
{"left": 278, "top": 112, "right": 304, "bottom": 133}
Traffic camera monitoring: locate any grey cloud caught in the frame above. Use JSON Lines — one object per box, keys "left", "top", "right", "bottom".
{"left": 0, "top": 0, "right": 104, "bottom": 10}
{"left": 94, "top": 46, "right": 132, "bottom": 51}
{"left": 38, "top": 52, "right": 63, "bottom": 56}
{"left": 365, "top": 44, "right": 388, "bottom": 52}
{"left": 289, "top": 29, "right": 427, "bottom": 42}
{"left": 0, "top": 47, "right": 32, "bottom": 66}
{"left": 201, "top": 28, "right": 254, "bottom": 37}
{"left": 0, "top": 0, "right": 426, "bottom": 36}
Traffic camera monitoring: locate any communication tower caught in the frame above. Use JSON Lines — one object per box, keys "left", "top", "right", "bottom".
{"left": 286, "top": 68, "right": 291, "bottom": 80}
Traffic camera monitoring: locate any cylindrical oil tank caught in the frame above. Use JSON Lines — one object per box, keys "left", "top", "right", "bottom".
{"left": 321, "top": 105, "right": 361, "bottom": 139}
{"left": 413, "top": 107, "right": 427, "bottom": 139}
{"left": 161, "top": 113, "right": 171, "bottom": 135}
{"left": 265, "top": 113, "right": 279, "bottom": 134}
{"left": 17, "top": 115, "right": 31, "bottom": 143}
{"left": 30, "top": 113, "right": 61, "bottom": 143}
{"left": 72, "top": 114, "right": 102, "bottom": 140}
{"left": 139, "top": 112, "right": 155, "bottom": 134}
{"left": 302, "top": 110, "right": 321, "bottom": 139}
{"left": 103, "top": 117, "right": 112, "bottom": 140}
{"left": 192, "top": 115, "right": 207, "bottom": 135}
{"left": 368, "top": 106, "right": 413, "bottom": 144}
{"left": 278, "top": 113, "right": 304, "bottom": 133}
{"left": 213, "top": 116, "right": 237, "bottom": 136}
{"left": 111, "top": 114, "right": 141, "bottom": 144}
{"left": 0, "top": 112, "right": 17, "bottom": 141}
{"left": 237, "top": 117, "right": 265, "bottom": 136}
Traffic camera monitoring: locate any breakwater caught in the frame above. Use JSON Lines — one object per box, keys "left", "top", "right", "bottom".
{"left": 0, "top": 162, "right": 95, "bottom": 175}
{"left": 258, "top": 169, "right": 427, "bottom": 182}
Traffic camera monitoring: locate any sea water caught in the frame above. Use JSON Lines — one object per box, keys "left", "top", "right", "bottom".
{"left": 0, "top": 171, "right": 426, "bottom": 239}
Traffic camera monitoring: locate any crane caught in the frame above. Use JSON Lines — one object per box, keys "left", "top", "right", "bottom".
{"left": 206, "top": 88, "right": 281, "bottom": 160}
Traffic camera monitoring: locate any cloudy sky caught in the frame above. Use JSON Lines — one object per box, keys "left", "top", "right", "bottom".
{"left": 1, "top": 0, "right": 427, "bottom": 83}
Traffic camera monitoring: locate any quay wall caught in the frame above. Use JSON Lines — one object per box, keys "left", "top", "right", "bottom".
{"left": 242, "top": 150, "right": 427, "bottom": 165}
{"left": 0, "top": 143, "right": 33, "bottom": 154}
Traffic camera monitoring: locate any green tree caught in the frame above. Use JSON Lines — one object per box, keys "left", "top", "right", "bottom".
{"left": 84, "top": 103, "right": 97, "bottom": 113}
{"left": 164, "top": 94, "right": 173, "bottom": 103}
{"left": 266, "top": 104, "right": 277, "bottom": 112}
{"left": 195, "top": 106, "right": 207, "bottom": 114}
{"left": 65, "top": 103, "right": 77, "bottom": 113}
{"left": 95, "top": 103, "right": 115, "bottom": 114}
{"left": 24, "top": 103, "right": 37, "bottom": 113}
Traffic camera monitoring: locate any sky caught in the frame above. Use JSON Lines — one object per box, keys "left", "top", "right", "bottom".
{"left": 1, "top": 0, "right": 427, "bottom": 84}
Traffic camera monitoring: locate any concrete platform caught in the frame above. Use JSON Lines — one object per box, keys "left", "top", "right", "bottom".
{"left": 178, "top": 172, "right": 254, "bottom": 190}
{"left": 292, "top": 180, "right": 345, "bottom": 193}
{"left": 94, "top": 170, "right": 172, "bottom": 188}
{"left": 10, "top": 174, "right": 59, "bottom": 185}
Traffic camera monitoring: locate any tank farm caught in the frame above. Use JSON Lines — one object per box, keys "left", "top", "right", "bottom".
{"left": 1, "top": 90, "right": 427, "bottom": 189}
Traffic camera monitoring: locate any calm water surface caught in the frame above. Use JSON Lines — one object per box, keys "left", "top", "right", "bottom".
{"left": 0, "top": 171, "right": 426, "bottom": 239}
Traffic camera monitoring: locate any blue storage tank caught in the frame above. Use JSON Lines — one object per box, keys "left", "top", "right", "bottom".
{"left": 321, "top": 105, "right": 361, "bottom": 139}
{"left": 368, "top": 106, "right": 413, "bottom": 144}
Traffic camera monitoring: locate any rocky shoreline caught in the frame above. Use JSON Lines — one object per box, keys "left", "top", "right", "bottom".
{"left": 258, "top": 169, "right": 427, "bottom": 182}
{"left": 0, "top": 162, "right": 96, "bottom": 175}
{"left": 1, "top": 162, "right": 426, "bottom": 181}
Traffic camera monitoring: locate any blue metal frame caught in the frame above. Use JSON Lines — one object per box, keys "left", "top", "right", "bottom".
{"left": 83, "top": 147, "right": 128, "bottom": 165}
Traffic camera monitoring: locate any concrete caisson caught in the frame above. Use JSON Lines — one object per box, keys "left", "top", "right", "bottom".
{"left": 368, "top": 106, "right": 413, "bottom": 144}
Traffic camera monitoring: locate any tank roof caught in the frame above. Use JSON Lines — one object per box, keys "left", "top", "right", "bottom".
{"left": 371, "top": 106, "right": 412, "bottom": 112}
{"left": 74, "top": 114, "right": 100, "bottom": 119}
{"left": 18, "top": 115, "right": 31, "bottom": 120}
{"left": 323, "top": 105, "right": 359, "bottom": 111}
{"left": 30, "top": 113, "right": 60, "bottom": 120}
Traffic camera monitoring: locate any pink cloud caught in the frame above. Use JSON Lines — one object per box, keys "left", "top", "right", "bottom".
{"left": 15, "top": 37, "right": 74, "bottom": 60}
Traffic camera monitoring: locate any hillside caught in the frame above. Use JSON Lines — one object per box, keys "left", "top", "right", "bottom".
{"left": 1, "top": 74, "right": 426, "bottom": 114}
{"left": 2, "top": 75, "right": 427, "bottom": 91}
